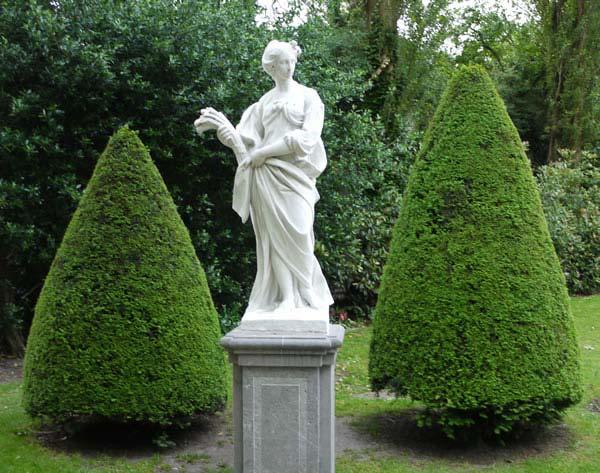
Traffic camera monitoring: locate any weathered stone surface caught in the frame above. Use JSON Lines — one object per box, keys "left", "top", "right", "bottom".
{"left": 221, "top": 324, "right": 344, "bottom": 473}
{"left": 240, "top": 307, "right": 329, "bottom": 334}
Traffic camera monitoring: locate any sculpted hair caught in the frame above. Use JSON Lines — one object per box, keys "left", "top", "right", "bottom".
{"left": 262, "top": 40, "right": 302, "bottom": 78}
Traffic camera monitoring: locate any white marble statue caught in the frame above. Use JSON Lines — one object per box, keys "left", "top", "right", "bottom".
{"left": 194, "top": 40, "right": 333, "bottom": 317}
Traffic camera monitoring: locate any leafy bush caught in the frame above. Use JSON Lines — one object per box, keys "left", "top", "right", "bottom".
{"left": 369, "top": 65, "right": 582, "bottom": 438}
{"left": 23, "top": 128, "right": 228, "bottom": 425}
{"left": 536, "top": 150, "right": 600, "bottom": 294}
{"left": 317, "top": 111, "right": 416, "bottom": 317}
{"left": 0, "top": 0, "right": 412, "bottom": 348}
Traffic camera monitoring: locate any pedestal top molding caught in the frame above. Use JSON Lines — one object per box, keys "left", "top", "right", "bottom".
{"left": 221, "top": 324, "right": 344, "bottom": 353}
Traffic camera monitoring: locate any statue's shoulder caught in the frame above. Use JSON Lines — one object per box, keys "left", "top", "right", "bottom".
{"left": 242, "top": 91, "right": 272, "bottom": 118}
{"left": 257, "top": 88, "right": 276, "bottom": 105}
{"left": 299, "top": 84, "right": 322, "bottom": 104}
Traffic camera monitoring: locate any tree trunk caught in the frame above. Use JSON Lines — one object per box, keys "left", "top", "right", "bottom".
{"left": 0, "top": 258, "right": 25, "bottom": 357}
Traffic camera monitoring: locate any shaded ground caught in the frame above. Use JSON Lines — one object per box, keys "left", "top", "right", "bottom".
{"left": 36, "top": 413, "right": 234, "bottom": 472}
{"left": 588, "top": 397, "right": 600, "bottom": 414}
{"left": 1, "top": 361, "right": 575, "bottom": 472}
{"left": 33, "top": 412, "right": 573, "bottom": 472}
{"left": 347, "top": 408, "right": 573, "bottom": 467}
{"left": 24, "top": 406, "right": 575, "bottom": 472}
{"left": 0, "top": 356, "right": 23, "bottom": 384}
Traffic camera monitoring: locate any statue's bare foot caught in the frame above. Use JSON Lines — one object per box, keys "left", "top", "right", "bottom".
{"left": 276, "top": 298, "right": 295, "bottom": 313}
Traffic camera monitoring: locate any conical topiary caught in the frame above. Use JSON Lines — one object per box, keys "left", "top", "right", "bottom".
{"left": 23, "top": 127, "right": 227, "bottom": 425}
{"left": 369, "top": 65, "right": 582, "bottom": 437}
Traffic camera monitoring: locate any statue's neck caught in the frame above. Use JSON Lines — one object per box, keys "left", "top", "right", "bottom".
{"left": 274, "top": 78, "right": 295, "bottom": 94}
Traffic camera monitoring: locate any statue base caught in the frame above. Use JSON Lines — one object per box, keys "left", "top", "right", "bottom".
{"left": 220, "top": 322, "right": 344, "bottom": 473}
{"left": 241, "top": 306, "right": 330, "bottom": 334}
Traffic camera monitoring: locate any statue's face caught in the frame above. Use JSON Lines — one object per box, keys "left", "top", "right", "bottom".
{"left": 272, "top": 51, "right": 296, "bottom": 81}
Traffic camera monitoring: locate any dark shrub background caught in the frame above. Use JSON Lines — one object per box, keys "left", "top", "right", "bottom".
{"left": 0, "top": 0, "right": 412, "bottom": 352}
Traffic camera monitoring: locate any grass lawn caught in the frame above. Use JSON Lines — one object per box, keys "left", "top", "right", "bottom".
{"left": 0, "top": 295, "right": 598, "bottom": 472}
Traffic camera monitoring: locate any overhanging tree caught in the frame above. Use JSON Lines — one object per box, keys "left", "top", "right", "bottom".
{"left": 369, "top": 65, "right": 582, "bottom": 437}
{"left": 535, "top": 0, "right": 600, "bottom": 161}
{"left": 23, "top": 127, "right": 228, "bottom": 425}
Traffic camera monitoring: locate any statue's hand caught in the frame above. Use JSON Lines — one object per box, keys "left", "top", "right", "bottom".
{"left": 194, "top": 107, "right": 238, "bottom": 148}
{"left": 193, "top": 110, "right": 217, "bottom": 134}
{"left": 216, "top": 124, "right": 237, "bottom": 149}
{"left": 242, "top": 149, "right": 268, "bottom": 169}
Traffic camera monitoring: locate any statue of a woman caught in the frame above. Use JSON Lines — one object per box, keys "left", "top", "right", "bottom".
{"left": 194, "top": 40, "right": 333, "bottom": 315}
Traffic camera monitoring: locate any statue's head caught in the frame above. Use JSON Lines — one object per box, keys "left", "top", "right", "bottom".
{"left": 262, "top": 40, "right": 302, "bottom": 82}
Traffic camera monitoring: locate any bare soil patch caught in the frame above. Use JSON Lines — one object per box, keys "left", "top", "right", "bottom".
{"left": 588, "top": 398, "right": 600, "bottom": 414}
{"left": 0, "top": 356, "right": 23, "bottom": 384}
{"left": 351, "top": 390, "right": 396, "bottom": 401}
{"left": 345, "top": 408, "right": 574, "bottom": 466}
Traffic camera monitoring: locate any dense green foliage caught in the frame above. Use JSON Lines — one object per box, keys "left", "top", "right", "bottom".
{"left": 22, "top": 127, "right": 227, "bottom": 425}
{"left": 537, "top": 150, "right": 600, "bottom": 294}
{"left": 454, "top": 2, "right": 600, "bottom": 166}
{"left": 318, "top": 111, "right": 414, "bottom": 316}
{"left": 2, "top": 0, "right": 599, "bottom": 355}
{"left": 535, "top": 0, "right": 600, "bottom": 161}
{"left": 356, "top": 0, "right": 453, "bottom": 138}
{"left": 0, "top": 0, "right": 409, "bottom": 350}
{"left": 453, "top": 7, "right": 550, "bottom": 166}
{"left": 369, "top": 66, "right": 582, "bottom": 438}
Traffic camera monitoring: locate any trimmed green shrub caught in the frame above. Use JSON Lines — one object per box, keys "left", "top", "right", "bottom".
{"left": 536, "top": 150, "right": 600, "bottom": 295}
{"left": 23, "top": 127, "right": 227, "bottom": 425}
{"left": 369, "top": 65, "right": 582, "bottom": 438}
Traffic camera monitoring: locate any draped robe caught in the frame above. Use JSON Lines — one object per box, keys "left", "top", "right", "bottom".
{"left": 233, "top": 83, "right": 334, "bottom": 313}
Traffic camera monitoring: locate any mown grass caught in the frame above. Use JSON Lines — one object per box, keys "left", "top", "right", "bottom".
{"left": 0, "top": 295, "right": 598, "bottom": 472}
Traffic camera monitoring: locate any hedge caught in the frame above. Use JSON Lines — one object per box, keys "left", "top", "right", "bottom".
{"left": 369, "top": 65, "right": 582, "bottom": 437}
{"left": 23, "top": 127, "right": 227, "bottom": 425}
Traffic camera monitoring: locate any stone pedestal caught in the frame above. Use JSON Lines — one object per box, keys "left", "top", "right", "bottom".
{"left": 221, "top": 322, "right": 344, "bottom": 473}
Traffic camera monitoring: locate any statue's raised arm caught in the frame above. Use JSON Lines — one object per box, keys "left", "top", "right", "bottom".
{"left": 193, "top": 40, "right": 333, "bottom": 317}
